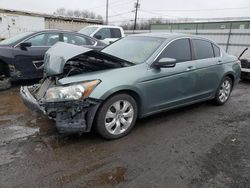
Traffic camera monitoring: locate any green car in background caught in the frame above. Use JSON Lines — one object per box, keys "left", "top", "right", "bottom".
{"left": 20, "top": 33, "right": 241, "bottom": 139}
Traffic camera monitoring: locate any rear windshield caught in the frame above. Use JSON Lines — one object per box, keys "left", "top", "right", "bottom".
{"left": 0, "top": 32, "right": 33, "bottom": 45}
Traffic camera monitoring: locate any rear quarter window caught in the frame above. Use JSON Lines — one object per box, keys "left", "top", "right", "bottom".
{"left": 110, "top": 28, "right": 122, "bottom": 38}
{"left": 193, "top": 39, "right": 214, "bottom": 60}
{"left": 212, "top": 44, "right": 221, "bottom": 57}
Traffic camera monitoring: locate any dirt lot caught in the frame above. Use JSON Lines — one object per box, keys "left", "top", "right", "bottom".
{"left": 0, "top": 81, "right": 250, "bottom": 188}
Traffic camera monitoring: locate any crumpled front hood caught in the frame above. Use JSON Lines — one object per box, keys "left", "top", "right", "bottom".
{"left": 44, "top": 42, "right": 93, "bottom": 76}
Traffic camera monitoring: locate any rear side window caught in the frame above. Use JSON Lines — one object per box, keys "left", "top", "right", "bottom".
{"left": 212, "top": 44, "right": 221, "bottom": 57}
{"left": 193, "top": 39, "right": 214, "bottom": 59}
{"left": 158, "top": 38, "right": 191, "bottom": 62}
{"left": 63, "top": 33, "right": 91, "bottom": 46}
{"left": 111, "top": 28, "right": 121, "bottom": 38}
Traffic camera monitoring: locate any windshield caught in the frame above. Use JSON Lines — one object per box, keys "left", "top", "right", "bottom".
{"left": 79, "top": 26, "right": 98, "bottom": 36}
{"left": 101, "top": 36, "right": 165, "bottom": 64}
{"left": 0, "top": 32, "right": 33, "bottom": 45}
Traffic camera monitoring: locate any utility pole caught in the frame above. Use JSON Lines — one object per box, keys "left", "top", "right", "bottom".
{"left": 133, "top": 0, "right": 140, "bottom": 30}
{"left": 106, "top": 0, "right": 109, "bottom": 24}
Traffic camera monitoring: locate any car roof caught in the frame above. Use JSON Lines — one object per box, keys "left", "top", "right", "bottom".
{"left": 33, "top": 29, "right": 79, "bottom": 34}
{"left": 131, "top": 32, "right": 190, "bottom": 39}
{"left": 84, "top": 25, "right": 122, "bottom": 29}
{"left": 129, "top": 32, "right": 218, "bottom": 44}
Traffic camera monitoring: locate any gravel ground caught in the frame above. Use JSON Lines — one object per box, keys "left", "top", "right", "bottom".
{"left": 0, "top": 81, "right": 250, "bottom": 188}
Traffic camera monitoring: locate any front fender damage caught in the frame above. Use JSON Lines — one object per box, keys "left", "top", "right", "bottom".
{"left": 42, "top": 99, "right": 101, "bottom": 134}
{"left": 20, "top": 85, "right": 101, "bottom": 134}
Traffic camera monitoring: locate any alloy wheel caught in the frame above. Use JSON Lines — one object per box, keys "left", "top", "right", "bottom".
{"left": 105, "top": 100, "right": 134, "bottom": 135}
{"left": 219, "top": 79, "right": 232, "bottom": 103}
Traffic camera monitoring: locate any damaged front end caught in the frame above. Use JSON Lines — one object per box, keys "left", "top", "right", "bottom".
{"left": 20, "top": 78, "right": 101, "bottom": 134}
{"left": 20, "top": 42, "right": 131, "bottom": 134}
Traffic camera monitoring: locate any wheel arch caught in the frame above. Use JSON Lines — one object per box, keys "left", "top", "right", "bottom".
{"left": 98, "top": 88, "right": 144, "bottom": 118}
{"left": 224, "top": 72, "right": 235, "bottom": 87}
{"left": 0, "top": 59, "right": 10, "bottom": 77}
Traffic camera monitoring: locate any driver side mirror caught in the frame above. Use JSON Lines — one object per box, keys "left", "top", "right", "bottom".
{"left": 94, "top": 35, "right": 102, "bottom": 40}
{"left": 19, "top": 42, "right": 32, "bottom": 50}
{"left": 153, "top": 58, "right": 177, "bottom": 69}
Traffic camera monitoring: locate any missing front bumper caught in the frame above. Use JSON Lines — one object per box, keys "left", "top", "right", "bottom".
{"left": 20, "top": 86, "right": 101, "bottom": 134}
{"left": 20, "top": 86, "right": 45, "bottom": 115}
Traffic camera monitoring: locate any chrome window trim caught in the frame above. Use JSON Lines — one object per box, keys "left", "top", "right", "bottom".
{"left": 152, "top": 36, "right": 222, "bottom": 65}
{"left": 14, "top": 32, "right": 98, "bottom": 48}
{"left": 152, "top": 37, "right": 192, "bottom": 65}
{"left": 63, "top": 32, "right": 98, "bottom": 46}
{"left": 192, "top": 37, "right": 223, "bottom": 58}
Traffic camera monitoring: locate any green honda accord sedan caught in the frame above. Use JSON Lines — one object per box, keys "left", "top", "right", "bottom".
{"left": 20, "top": 33, "right": 241, "bottom": 139}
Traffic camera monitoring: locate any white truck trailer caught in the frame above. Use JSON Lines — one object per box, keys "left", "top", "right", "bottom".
{"left": 0, "top": 12, "right": 45, "bottom": 40}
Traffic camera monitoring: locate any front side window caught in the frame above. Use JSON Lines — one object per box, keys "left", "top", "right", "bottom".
{"left": 94, "top": 28, "right": 111, "bottom": 40}
{"left": 63, "top": 33, "right": 91, "bottom": 46}
{"left": 193, "top": 39, "right": 214, "bottom": 60}
{"left": 101, "top": 36, "right": 165, "bottom": 64}
{"left": 26, "top": 33, "right": 59, "bottom": 46}
{"left": 158, "top": 38, "right": 191, "bottom": 62}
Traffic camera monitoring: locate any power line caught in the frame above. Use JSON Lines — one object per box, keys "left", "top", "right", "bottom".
{"left": 108, "top": 11, "right": 132, "bottom": 18}
{"left": 108, "top": 0, "right": 135, "bottom": 8}
{"left": 88, "top": 0, "right": 134, "bottom": 10}
{"left": 143, "top": 7, "right": 250, "bottom": 12}
{"left": 140, "top": 9, "right": 181, "bottom": 18}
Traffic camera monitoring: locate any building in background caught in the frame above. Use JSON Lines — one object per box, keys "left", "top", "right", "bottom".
{"left": 151, "top": 18, "right": 250, "bottom": 59}
{"left": 0, "top": 8, "right": 103, "bottom": 39}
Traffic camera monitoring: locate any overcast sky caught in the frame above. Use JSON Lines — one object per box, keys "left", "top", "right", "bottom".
{"left": 1, "top": 0, "right": 250, "bottom": 24}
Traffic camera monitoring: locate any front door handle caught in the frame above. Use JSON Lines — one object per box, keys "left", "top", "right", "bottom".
{"left": 186, "top": 66, "right": 196, "bottom": 71}
{"left": 217, "top": 60, "right": 222, "bottom": 64}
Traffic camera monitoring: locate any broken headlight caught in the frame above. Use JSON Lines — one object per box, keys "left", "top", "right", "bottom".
{"left": 44, "top": 80, "right": 100, "bottom": 102}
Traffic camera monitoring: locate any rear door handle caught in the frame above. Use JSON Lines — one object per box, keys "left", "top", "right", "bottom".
{"left": 186, "top": 66, "right": 196, "bottom": 71}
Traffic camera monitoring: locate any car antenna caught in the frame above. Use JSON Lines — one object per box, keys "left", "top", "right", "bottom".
{"left": 238, "top": 48, "right": 248, "bottom": 60}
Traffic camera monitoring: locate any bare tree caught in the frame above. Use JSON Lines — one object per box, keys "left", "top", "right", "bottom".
{"left": 120, "top": 18, "right": 171, "bottom": 30}
{"left": 73, "top": 10, "right": 81, "bottom": 17}
{"left": 55, "top": 8, "right": 66, "bottom": 16}
{"left": 54, "top": 8, "right": 103, "bottom": 20}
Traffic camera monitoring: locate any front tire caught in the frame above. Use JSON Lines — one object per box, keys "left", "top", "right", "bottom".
{"left": 214, "top": 76, "right": 233, "bottom": 105}
{"left": 95, "top": 94, "right": 138, "bottom": 139}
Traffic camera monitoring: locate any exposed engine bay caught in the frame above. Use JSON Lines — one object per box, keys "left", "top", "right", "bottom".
{"left": 63, "top": 50, "right": 132, "bottom": 77}
{"left": 20, "top": 43, "right": 135, "bottom": 134}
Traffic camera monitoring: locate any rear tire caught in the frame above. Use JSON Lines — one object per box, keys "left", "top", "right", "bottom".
{"left": 95, "top": 94, "right": 138, "bottom": 140}
{"left": 214, "top": 76, "right": 233, "bottom": 105}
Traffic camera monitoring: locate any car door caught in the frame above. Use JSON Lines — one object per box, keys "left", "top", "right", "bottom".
{"left": 190, "top": 39, "right": 223, "bottom": 99}
{"left": 12, "top": 32, "right": 61, "bottom": 79}
{"left": 142, "top": 38, "right": 200, "bottom": 113}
